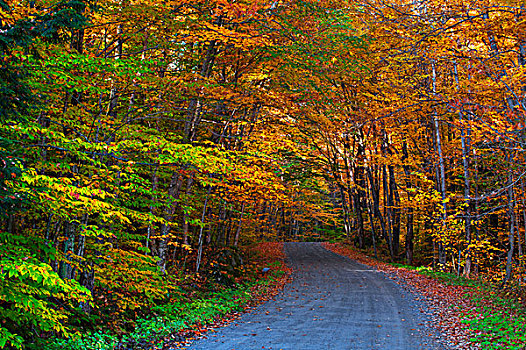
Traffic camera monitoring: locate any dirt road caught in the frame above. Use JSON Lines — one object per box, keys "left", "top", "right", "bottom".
{"left": 184, "top": 242, "right": 443, "bottom": 350}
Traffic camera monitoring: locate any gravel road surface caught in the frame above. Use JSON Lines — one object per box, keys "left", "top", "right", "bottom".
{"left": 185, "top": 242, "right": 443, "bottom": 350}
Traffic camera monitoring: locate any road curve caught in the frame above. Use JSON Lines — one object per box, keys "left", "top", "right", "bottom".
{"left": 184, "top": 242, "right": 443, "bottom": 350}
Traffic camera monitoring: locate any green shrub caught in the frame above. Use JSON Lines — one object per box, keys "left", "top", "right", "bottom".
{"left": 42, "top": 274, "right": 276, "bottom": 349}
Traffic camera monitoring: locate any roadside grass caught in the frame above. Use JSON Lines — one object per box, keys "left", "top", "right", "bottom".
{"left": 389, "top": 263, "right": 482, "bottom": 287}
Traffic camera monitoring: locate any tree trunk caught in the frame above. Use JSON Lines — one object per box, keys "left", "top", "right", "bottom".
{"left": 233, "top": 202, "right": 245, "bottom": 247}
{"left": 401, "top": 141, "right": 414, "bottom": 265}
{"left": 503, "top": 153, "right": 516, "bottom": 285}
{"left": 432, "top": 60, "right": 447, "bottom": 267}
{"left": 367, "top": 167, "right": 388, "bottom": 247}
{"left": 388, "top": 164, "right": 400, "bottom": 257}
{"left": 157, "top": 172, "right": 181, "bottom": 273}
{"left": 146, "top": 166, "right": 158, "bottom": 255}
{"left": 196, "top": 186, "right": 212, "bottom": 273}
{"left": 520, "top": 179, "right": 526, "bottom": 258}
{"left": 365, "top": 178, "right": 378, "bottom": 259}
{"left": 382, "top": 164, "right": 394, "bottom": 260}
{"left": 454, "top": 62, "right": 473, "bottom": 277}
{"left": 338, "top": 185, "right": 352, "bottom": 238}
{"left": 181, "top": 175, "right": 194, "bottom": 246}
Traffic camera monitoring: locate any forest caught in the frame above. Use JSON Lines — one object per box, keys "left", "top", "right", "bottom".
{"left": 1, "top": 0, "right": 526, "bottom": 348}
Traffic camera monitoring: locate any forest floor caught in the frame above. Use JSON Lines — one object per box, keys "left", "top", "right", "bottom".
{"left": 178, "top": 242, "right": 443, "bottom": 350}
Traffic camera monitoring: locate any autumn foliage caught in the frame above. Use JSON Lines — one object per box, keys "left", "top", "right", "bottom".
{"left": 1, "top": 0, "right": 526, "bottom": 347}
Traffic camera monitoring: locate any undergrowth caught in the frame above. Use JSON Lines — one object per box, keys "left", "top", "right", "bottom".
{"left": 44, "top": 283, "right": 244, "bottom": 349}
{"left": 39, "top": 242, "right": 291, "bottom": 350}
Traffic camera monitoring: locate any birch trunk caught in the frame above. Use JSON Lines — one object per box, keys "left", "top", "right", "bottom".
{"left": 453, "top": 62, "right": 473, "bottom": 276}
{"left": 432, "top": 60, "right": 447, "bottom": 267}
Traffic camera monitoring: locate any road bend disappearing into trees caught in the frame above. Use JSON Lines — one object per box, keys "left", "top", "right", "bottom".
{"left": 184, "top": 242, "right": 444, "bottom": 350}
